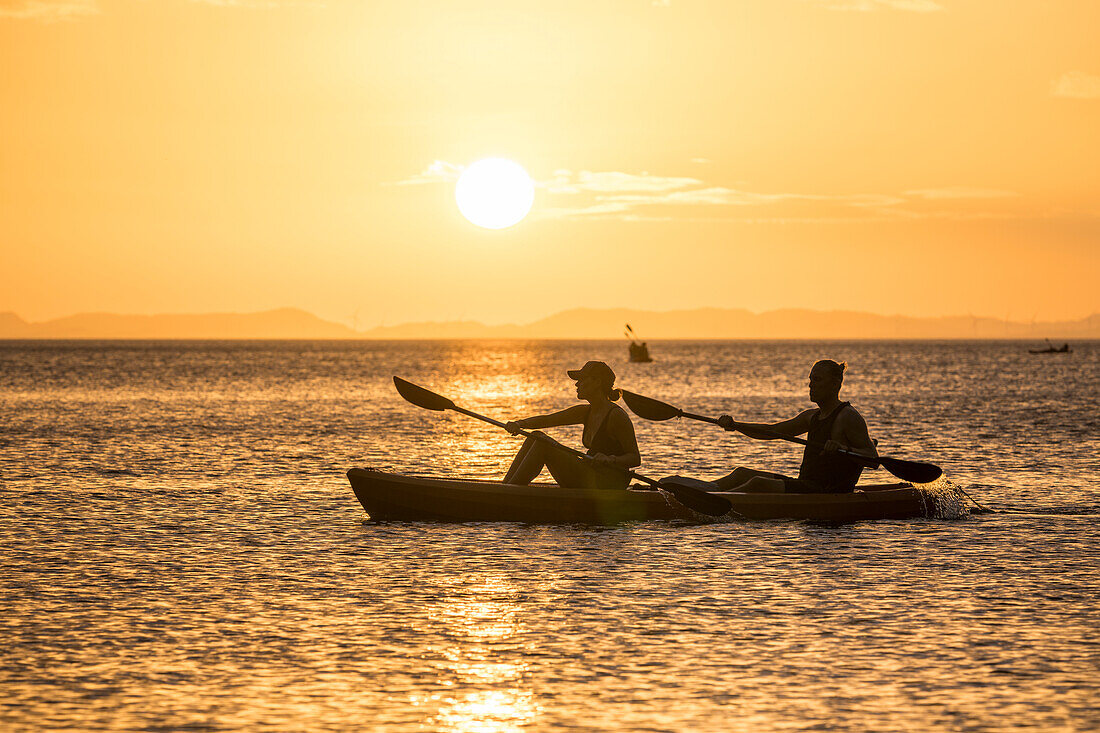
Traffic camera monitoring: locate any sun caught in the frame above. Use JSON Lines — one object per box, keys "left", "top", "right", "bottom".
{"left": 455, "top": 158, "right": 535, "bottom": 229}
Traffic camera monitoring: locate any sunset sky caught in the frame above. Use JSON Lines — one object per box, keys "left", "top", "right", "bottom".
{"left": 2, "top": 0, "right": 1097, "bottom": 328}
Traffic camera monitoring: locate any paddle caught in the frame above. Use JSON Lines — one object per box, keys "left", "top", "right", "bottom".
{"left": 620, "top": 390, "right": 944, "bottom": 485}
{"left": 393, "top": 376, "right": 733, "bottom": 517}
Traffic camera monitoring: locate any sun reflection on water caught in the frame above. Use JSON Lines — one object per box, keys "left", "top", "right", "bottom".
{"left": 444, "top": 374, "right": 551, "bottom": 408}
{"left": 434, "top": 689, "right": 540, "bottom": 733}
{"left": 420, "top": 575, "right": 541, "bottom": 732}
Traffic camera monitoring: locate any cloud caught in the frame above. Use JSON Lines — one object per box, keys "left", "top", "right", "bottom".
{"left": 1052, "top": 71, "right": 1100, "bottom": 99}
{"left": 537, "top": 169, "right": 907, "bottom": 219}
{"left": 394, "top": 160, "right": 1042, "bottom": 223}
{"left": 0, "top": 0, "right": 97, "bottom": 21}
{"left": 597, "top": 187, "right": 902, "bottom": 208}
{"left": 544, "top": 170, "right": 703, "bottom": 195}
{"left": 904, "top": 187, "right": 1019, "bottom": 199}
{"left": 812, "top": 0, "right": 942, "bottom": 11}
{"left": 393, "top": 160, "right": 464, "bottom": 185}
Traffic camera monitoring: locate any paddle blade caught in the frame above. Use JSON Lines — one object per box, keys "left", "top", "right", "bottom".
{"left": 878, "top": 455, "right": 943, "bottom": 484}
{"left": 658, "top": 476, "right": 732, "bottom": 517}
{"left": 621, "top": 390, "right": 682, "bottom": 422}
{"left": 393, "top": 376, "right": 455, "bottom": 412}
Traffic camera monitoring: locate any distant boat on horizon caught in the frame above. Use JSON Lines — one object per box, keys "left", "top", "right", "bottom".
{"left": 625, "top": 323, "right": 653, "bottom": 363}
{"left": 628, "top": 341, "right": 653, "bottom": 363}
{"left": 1029, "top": 340, "right": 1071, "bottom": 354}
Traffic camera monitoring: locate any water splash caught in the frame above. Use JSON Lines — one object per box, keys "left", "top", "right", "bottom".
{"left": 914, "top": 476, "right": 970, "bottom": 519}
{"left": 655, "top": 489, "right": 742, "bottom": 523}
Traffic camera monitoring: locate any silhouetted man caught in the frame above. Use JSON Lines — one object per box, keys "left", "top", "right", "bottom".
{"left": 714, "top": 359, "right": 878, "bottom": 493}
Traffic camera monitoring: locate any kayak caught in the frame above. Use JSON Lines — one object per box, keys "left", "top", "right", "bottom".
{"left": 346, "top": 468, "right": 946, "bottom": 523}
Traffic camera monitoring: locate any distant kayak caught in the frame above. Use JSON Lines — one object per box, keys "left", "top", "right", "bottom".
{"left": 346, "top": 468, "right": 950, "bottom": 523}
{"left": 628, "top": 342, "right": 653, "bottom": 362}
{"left": 625, "top": 323, "right": 653, "bottom": 362}
{"left": 1029, "top": 345, "right": 1071, "bottom": 354}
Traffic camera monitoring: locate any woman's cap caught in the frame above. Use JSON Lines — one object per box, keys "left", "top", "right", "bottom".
{"left": 567, "top": 360, "right": 615, "bottom": 384}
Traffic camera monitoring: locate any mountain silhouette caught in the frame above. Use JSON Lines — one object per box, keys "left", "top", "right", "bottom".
{"left": 1, "top": 307, "right": 1096, "bottom": 339}
{"left": 358, "top": 308, "right": 1100, "bottom": 340}
{"left": 0, "top": 308, "right": 357, "bottom": 339}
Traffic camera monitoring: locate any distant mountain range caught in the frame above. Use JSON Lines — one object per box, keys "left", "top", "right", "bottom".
{"left": 1, "top": 307, "right": 1097, "bottom": 340}
{"left": 0, "top": 308, "right": 356, "bottom": 339}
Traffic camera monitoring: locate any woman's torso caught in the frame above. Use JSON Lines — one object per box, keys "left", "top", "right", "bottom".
{"left": 582, "top": 404, "right": 629, "bottom": 457}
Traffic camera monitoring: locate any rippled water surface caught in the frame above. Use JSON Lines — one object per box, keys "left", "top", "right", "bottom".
{"left": 2, "top": 340, "right": 1098, "bottom": 731}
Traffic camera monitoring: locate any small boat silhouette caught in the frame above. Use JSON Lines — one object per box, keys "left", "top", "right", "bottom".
{"left": 1029, "top": 340, "right": 1071, "bottom": 354}
{"left": 625, "top": 323, "right": 653, "bottom": 362}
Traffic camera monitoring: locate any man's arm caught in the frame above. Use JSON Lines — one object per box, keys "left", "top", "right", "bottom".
{"left": 827, "top": 410, "right": 878, "bottom": 461}
{"left": 718, "top": 409, "right": 816, "bottom": 440}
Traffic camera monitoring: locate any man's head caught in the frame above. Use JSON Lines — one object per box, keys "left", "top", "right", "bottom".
{"left": 808, "top": 359, "right": 846, "bottom": 404}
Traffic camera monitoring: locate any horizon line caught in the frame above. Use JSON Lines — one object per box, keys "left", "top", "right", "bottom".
{"left": 4, "top": 305, "right": 1099, "bottom": 328}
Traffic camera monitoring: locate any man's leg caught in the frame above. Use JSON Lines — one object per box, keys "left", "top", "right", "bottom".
{"left": 735, "top": 475, "right": 788, "bottom": 493}
{"left": 715, "top": 467, "right": 788, "bottom": 491}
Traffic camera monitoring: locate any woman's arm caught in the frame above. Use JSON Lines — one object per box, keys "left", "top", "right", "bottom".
{"left": 507, "top": 404, "right": 588, "bottom": 433}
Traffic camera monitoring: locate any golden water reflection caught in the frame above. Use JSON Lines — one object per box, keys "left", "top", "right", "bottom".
{"left": 422, "top": 575, "right": 541, "bottom": 732}
{"left": 435, "top": 690, "right": 540, "bottom": 733}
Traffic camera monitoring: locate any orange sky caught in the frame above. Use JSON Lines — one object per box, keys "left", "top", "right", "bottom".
{"left": 2, "top": 0, "right": 1098, "bottom": 327}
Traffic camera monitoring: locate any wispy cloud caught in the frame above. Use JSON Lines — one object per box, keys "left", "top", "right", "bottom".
{"left": 535, "top": 169, "right": 905, "bottom": 219}
{"left": 1052, "top": 71, "right": 1100, "bottom": 99}
{"left": 904, "top": 187, "right": 1019, "bottom": 199}
{"left": 394, "top": 161, "right": 1041, "bottom": 223}
{"left": 393, "top": 160, "right": 464, "bottom": 185}
{"left": 811, "top": 0, "right": 942, "bottom": 12}
{"left": 0, "top": 0, "right": 98, "bottom": 21}
{"left": 544, "top": 170, "right": 703, "bottom": 195}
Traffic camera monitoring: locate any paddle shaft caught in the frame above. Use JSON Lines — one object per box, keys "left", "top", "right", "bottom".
{"left": 666, "top": 403, "right": 944, "bottom": 483}
{"left": 677, "top": 409, "right": 876, "bottom": 465}
{"left": 392, "top": 376, "right": 734, "bottom": 516}
{"left": 450, "top": 405, "right": 666, "bottom": 488}
{"left": 456, "top": 406, "right": 737, "bottom": 516}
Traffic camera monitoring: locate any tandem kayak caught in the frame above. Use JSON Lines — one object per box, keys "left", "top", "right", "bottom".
{"left": 346, "top": 468, "right": 950, "bottom": 524}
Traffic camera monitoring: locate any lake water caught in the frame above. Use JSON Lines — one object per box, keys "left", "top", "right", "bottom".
{"left": 1, "top": 340, "right": 1098, "bottom": 731}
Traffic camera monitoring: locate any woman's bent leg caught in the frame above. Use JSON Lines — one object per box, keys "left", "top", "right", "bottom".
{"left": 504, "top": 435, "right": 547, "bottom": 485}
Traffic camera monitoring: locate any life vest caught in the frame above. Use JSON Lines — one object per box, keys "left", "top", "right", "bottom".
{"left": 797, "top": 402, "right": 864, "bottom": 489}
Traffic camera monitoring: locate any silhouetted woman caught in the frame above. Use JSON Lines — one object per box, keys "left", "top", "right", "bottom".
{"left": 504, "top": 360, "right": 641, "bottom": 489}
